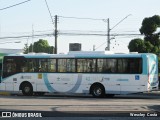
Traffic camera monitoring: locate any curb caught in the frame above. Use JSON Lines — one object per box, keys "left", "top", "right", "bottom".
{"left": 0, "top": 92, "right": 10, "bottom": 96}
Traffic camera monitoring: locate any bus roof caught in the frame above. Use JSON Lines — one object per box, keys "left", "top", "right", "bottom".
{"left": 4, "top": 51, "right": 156, "bottom": 59}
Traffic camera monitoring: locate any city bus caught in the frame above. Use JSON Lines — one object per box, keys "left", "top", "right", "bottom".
{"left": 0, "top": 51, "right": 159, "bottom": 97}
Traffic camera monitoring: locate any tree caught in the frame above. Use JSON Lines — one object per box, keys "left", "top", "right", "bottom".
{"left": 128, "top": 38, "right": 145, "bottom": 52}
{"left": 128, "top": 15, "right": 160, "bottom": 54}
{"left": 128, "top": 38, "right": 154, "bottom": 53}
{"left": 139, "top": 15, "right": 160, "bottom": 47}
{"left": 23, "top": 43, "right": 29, "bottom": 54}
{"left": 24, "top": 39, "right": 54, "bottom": 54}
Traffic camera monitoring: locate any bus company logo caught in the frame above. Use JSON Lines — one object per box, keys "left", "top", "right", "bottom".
{"left": 2, "top": 112, "right": 11, "bottom": 117}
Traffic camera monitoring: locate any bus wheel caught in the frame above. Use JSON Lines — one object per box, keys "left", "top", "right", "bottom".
{"left": 91, "top": 84, "right": 105, "bottom": 98}
{"left": 22, "top": 83, "right": 33, "bottom": 96}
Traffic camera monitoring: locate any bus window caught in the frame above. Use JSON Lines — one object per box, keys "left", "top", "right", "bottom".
{"left": 97, "top": 59, "right": 104, "bottom": 72}
{"left": 58, "top": 59, "right": 67, "bottom": 72}
{"left": 0, "top": 63, "right": 2, "bottom": 76}
{"left": 103, "top": 59, "right": 117, "bottom": 73}
{"left": 66, "top": 59, "right": 75, "bottom": 72}
{"left": 20, "top": 60, "right": 28, "bottom": 72}
{"left": 28, "top": 59, "right": 37, "bottom": 72}
{"left": 77, "top": 59, "right": 85, "bottom": 72}
{"left": 87, "top": 59, "right": 96, "bottom": 72}
{"left": 97, "top": 59, "right": 117, "bottom": 73}
{"left": 3, "top": 58, "right": 16, "bottom": 78}
{"left": 57, "top": 59, "right": 76, "bottom": 73}
{"left": 129, "top": 58, "right": 142, "bottom": 74}
{"left": 77, "top": 59, "right": 96, "bottom": 73}
{"left": 38, "top": 59, "right": 48, "bottom": 72}
{"left": 118, "top": 59, "right": 128, "bottom": 73}
{"left": 48, "top": 59, "right": 56, "bottom": 72}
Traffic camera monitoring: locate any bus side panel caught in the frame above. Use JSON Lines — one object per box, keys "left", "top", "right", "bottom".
{"left": 120, "top": 75, "right": 148, "bottom": 94}
{"left": 0, "top": 83, "right": 5, "bottom": 91}
{"left": 36, "top": 73, "right": 49, "bottom": 92}
{"left": 118, "top": 55, "right": 148, "bottom": 94}
{"left": 36, "top": 84, "right": 49, "bottom": 92}
{"left": 41, "top": 73, "right": 121, "bottom": 94}
{"left": 99, "top": 74, "right": 121, "bottom": 94}
{"left": 70, "top": 74, "right": 148, "bottom": 95}
{"left": 3, "top": 80, "right": 14, "bottom": 91}
{"left": 41, "top": 73, "right": 85, "bottom": 94}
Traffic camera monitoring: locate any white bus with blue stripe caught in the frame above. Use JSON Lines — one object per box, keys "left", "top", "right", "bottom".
{"left": 0, "top": 51, "right": 159, "bottom": 97}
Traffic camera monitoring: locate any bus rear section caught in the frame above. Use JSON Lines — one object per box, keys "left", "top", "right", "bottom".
{"left": 147, "top": 54, "right": 159, "bottom": 91}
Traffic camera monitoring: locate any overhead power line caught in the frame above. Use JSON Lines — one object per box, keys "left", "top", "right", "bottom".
{"left": 0, "top": 32, "right": 142, "bottom": 40}
{"left": 59, "top": 16, "right": 104, "bottom": 21}
{"left": 0, "top": 0, "right": 31, "bottom": 11}
{"left": 44, "top": 0, "right": 54, "bottom": 25}
{"left": 110, "top": 14, "right": 132, "bottom": 30}
{"left": 0, "top": 33, "right": 53, "bottom": 40}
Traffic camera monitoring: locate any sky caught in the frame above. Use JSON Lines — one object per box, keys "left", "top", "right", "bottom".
{"left": 0, "top": 0, "right": 160, "bottom": 53}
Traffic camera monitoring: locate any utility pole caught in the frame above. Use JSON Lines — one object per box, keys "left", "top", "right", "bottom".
{"left": 93, "top": 45, "right": 95, "bottom": 51}
{"left": 54, "top": 15, "right": 58, "bottom": 54}
{"left": 107, "top": 18, "right": 110, "bottom": 51}
{"left": 32, "top": 24, "right": 34, "bottom": 52}
{"left": 104, "top": 14, "right": 131, "bottom": 51}
{"left": 0, "top": 24, "right": 1, "bottom": 38}
{"left": 104, "top": 18, "right": 110, "bottom": 51}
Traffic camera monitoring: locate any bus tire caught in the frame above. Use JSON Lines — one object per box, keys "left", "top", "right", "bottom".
{"left": 21, "top": 82, "right": 33, "bottom": 96}
{"left": 90, "top": 84, "right": 105, "bottom": 98}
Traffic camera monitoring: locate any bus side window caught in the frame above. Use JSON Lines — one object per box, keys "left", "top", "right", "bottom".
{"left": 118, "top": 59, "right": 128, "bottom": 73}
{"left": 97, "top": 59, "right": 103, "bottom": 73}
{"left": 129, "top": 59, "right": 142, "bottom": 74}
{"left": 6, "top": 63, "right": 16, "bottom": 73}
{"left": 28, "top": 59, "right": 37, "bottom": 72}
{"left": 3, "top": 58, "right": 17, "bottom": 78}
{"left": 0, "top": 63, "right": 2, "bottom": 76}
{"left": 129, "top": 61, "right": 135, "bottom": 73}
{"left": 138, "top": 59, "right": 142, "bottom": 73}
{"left": 20, "top": 60, "right": 28, "bottom": 72}
{"left": 48, "top": 59, "right": 56, "bottom": 72}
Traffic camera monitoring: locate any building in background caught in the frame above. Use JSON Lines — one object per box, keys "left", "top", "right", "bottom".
{"left": 69, "top": 43, "right": 81, "bottom": 51}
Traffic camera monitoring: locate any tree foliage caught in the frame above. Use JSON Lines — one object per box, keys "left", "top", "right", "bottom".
{"left": 128, "top": 38, "right": 154, "bottom": 53}
{"left": 140, "top": 15, "right": 160, "bottom": 36}
{"left": 128, "top": 15, "right": 160, "bottom": 54}
{"left": 24, "top": 39, "right": 54, "bottom": 54}
{"left": 128, "top": 38, "right": 144, "bottom": 52}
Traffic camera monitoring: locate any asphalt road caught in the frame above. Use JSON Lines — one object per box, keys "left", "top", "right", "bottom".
{"left": 0, "top": 92, "right": 160, "bottom": 120}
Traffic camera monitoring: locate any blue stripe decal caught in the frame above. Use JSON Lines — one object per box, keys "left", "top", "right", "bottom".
{"left": 150, "top": 64, "right": 156, "bottom": 75}
{"left": 67, "top": 74, "right": 82, "bottom": 93}
{"left": 43, "top": 73, "right": 57, "bottom": 92}
{"left": 43, "top": 73, "right": 82, "bottom": 93}
{"left": 149, "top": 55, "right": 157, "bottom": 75}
